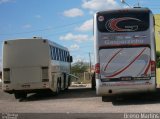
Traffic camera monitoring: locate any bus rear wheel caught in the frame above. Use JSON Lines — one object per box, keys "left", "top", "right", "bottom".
{"left": 14, "top": 92, "right": 27, "bottom": 99}
{"left": 55, "top": 81, "right": 61, "bottom": 95}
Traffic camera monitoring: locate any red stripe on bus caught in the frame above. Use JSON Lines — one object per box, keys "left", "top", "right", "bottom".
{"left": 106, "top": 48, "right": 146, "bottom": 78}
{"left": 144, "top": 60, "right": 151, "bottom": 75}
{"left": 99, "top": 44, "right": 150, "bottom": 49}
{"left": 104, "top": 49, "right": 123, "bottom": 71}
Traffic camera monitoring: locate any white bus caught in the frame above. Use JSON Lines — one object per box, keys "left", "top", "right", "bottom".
{"left": 2, "top": 37, "right": 73, "bottom": 99}
{"left": 94, "top": 8, "right": 156, "bottom": 101}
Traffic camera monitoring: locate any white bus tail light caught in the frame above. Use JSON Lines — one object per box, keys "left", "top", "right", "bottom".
{"left": 42, "top": 67, "right": 49, "bottom": 82}
{"left": 95, "top": 63, "right": 100, "bottom": 74}
{"left": 3, "top": 68, "right": 10, "bottom": 84}
{"left": 151, "top": 61, "right": 156, "bottom": 77}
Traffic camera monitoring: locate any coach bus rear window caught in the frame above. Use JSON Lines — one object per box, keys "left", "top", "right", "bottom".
{"left": 97, "top": 10, "right": 149, "bottom": 33}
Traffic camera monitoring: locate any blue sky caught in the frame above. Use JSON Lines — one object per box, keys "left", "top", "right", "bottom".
{"left": 0, "top": 0, "right": 160, "bottom": 63}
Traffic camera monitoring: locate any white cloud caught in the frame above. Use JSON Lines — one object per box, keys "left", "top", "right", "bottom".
{"left": 82, "top": 0, "right": 120, "bottom": 11}
{"left": 73, "top": 55, "right": 87, "bottom": 62}
{"left": 63, "top": 8, "right": 84, "bottom": 17}
{"left": 23, "top": 24, "right": 32, "bottom": 29}
{"left": 0, "top": 0, "right": 13, "bottom": 4}
{"left": 76, "top": 19, "right": 93, "bottom": 32}
{"left": 60, "top": 33, "right": 89, "bottom": 42}
{"left": 69, "top": 44, "right": 80, "bottom": 51}
{"left": 35, "top": 15, "right": 42, "bottom": 19}
{"left": 72, "top": 55, "right": 93, "bottom": 63}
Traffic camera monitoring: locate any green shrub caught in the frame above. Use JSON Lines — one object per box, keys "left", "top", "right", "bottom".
{"left": 157, "top": 61, "right": 160, "bottom": 68}
{"left": 156, "top": 51, "right": 160, "bottom": 68}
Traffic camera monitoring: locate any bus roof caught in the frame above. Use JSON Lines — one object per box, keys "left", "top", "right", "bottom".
{"left": 96, "top": 7, "right": 151, "bottom": 14}
{"left": 47, "top": 40, "right": 69, "bottom": 51}
{"left": 4, "top": 37, "right": 69, "bottom": 51}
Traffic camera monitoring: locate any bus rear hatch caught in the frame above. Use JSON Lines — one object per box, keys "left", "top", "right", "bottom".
{"left": 99, "top": 47, "right": 152, "bottom": 81}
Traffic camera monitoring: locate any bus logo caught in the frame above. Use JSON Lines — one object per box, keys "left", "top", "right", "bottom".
{"left": 105, "top": 17, "right": 141, "bottom": 32}
{"left": 98, "top": 16, "right": 104, "bottom": 22}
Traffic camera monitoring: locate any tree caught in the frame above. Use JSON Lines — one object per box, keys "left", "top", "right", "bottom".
{"left": 71, "top": 61, "right": 88, "bottom": 74}
{"left": 71, "top": 61, "right": 90, "bottom": 83}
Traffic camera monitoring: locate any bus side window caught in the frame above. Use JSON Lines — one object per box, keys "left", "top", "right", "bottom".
{"left": 63, "top": 50, "right": 65, "bottom": 61}
{"left": 55, "top": 47, "right": 58, "bottom": 61}
{"left": 57, "top": 48, "right": 60, "bottom": 61}
{"left": 61, "top": 49, "right": 63, "bottom": 61}
{"left": 50, "top": 46, "right": 53, "bottom": 60}
{"left": 66, "top": 52, "right": 69, "bottom": 62}
{"left": 62, "top": 50, "right": 64, "bottom": 62}
{"left": 58, "top": 49, "right": 61, "bottom": 61}
{"left": 60, "top": 49, "right": 62, "bottom": 61}
{"left": 65, "top": 52, "right": 67, "bottom": 61}
{"left": 52, "top": 46, "right": 54, "bottom": 60}
{"left": 52, "top": 47, "right": 54, "bottom": 60}
{"left": 64, "top": 51, "right": 66, "bottom": 62}
{"left": 52, "top": 47, "right": 56, "bottom": 60}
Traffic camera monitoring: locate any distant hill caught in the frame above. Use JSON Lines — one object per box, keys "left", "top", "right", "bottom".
{"left": 155, "top": 14, "right": 160, "bottom": 51}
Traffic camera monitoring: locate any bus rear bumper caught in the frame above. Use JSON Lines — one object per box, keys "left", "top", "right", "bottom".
{"left": 2, "top": 82, "right": 51, "bottom": 94}
{"left": 3, "top": 89, "right": 52, "bottom": 94}
{"left": 96, "top": 78, "right": 156, "bottom": 96}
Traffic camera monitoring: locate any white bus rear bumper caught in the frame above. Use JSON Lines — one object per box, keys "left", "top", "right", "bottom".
{"left": 96, "top": 78, "right": 156, "bottom": 96}
{"left": 2, "top": 82, "right": 51, "bottom": 94}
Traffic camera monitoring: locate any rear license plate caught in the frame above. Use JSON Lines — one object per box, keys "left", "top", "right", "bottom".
{"left": 120, "top": 77, "right": 132, "bottom": 81}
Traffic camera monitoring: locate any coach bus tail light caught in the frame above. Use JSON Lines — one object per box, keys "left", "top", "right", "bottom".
{"left": 3, "top": 68, "right": 10, "bottom": 84}
{"left": 151, "top": 61, "right": 156, "bottom": 77}
{"left": 42, "top": 67, "right": 49, "bottom": 82}
{"left": 95, "top": 63, "right": 100, "bottom": 74}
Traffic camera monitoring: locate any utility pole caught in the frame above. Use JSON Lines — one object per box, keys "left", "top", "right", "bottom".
{"left": 137, "top": 0, "right": 140, "bottom": 7}
{"left": 89, "top": 52, "right": 92, "bottom": 80}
